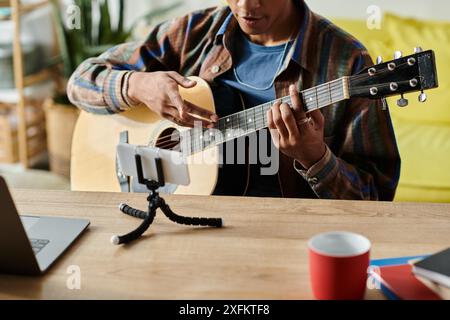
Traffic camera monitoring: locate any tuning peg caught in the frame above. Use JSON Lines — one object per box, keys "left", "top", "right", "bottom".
{"left": 394, "top": 51, "right": 403, "bottom": 59}
{"left": 409, "top": 78, "right": 418, "bottom": 87}
{"left": 408, "top": 57, "right": 417, "bottom": 66}
{"left": 414, "top": 46, "right": 423, "bottom": 53}
{"left": 397, "top": 94, "right": 409, "bottom": 107}
{"left": 419, "top": 91, "right": 427, "bottom": 103}
{"left": 381, "top": 97, "right": 388, "bottom": 111}
{"left": 376, "top": 56, "right": 383, "bottom": 64}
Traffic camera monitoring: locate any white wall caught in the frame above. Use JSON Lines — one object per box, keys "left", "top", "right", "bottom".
{"left": 123, "top": 0, "right": 221, "bottom": 29}
{"left": 125, "top": 0, "right": 450, "bottom": 24}
{"left": 1, "top": 0, "right": 449, "bottom": 60}
{"left": 306, "top": 0, "right": 450, "bottom": 21}
{"left": 3, "top": 0, "right": 449, "bottom": 45}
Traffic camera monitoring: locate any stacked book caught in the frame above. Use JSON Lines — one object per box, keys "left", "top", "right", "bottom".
{"left": 369, "top": 248, "right": 450, "bottom": 300}
{"left": 413, "top": 248, "right": 450, "bottom": 300}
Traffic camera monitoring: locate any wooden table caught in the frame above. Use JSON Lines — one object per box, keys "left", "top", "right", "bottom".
{"left": 1, "top": 189, "right": 449, "bottom": 300}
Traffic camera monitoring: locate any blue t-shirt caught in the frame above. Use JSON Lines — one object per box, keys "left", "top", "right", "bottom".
{"left": 220, "top": 31, "right": 290, "bottom": 107}
{"left": 216, "top": 31, "right": 293, "bottom": 197}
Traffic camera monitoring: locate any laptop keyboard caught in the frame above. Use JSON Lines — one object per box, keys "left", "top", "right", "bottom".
{"left": 30, "top": 238, "right": 50, "bottom": 254}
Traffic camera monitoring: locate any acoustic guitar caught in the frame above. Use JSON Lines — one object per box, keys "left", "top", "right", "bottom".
{"left": 71, "top": 48, "right": 438, "bottom": 194}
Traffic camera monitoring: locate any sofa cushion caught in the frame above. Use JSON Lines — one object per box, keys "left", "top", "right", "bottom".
{"left": 332, "top": 14, "right": 450, "bottom": 202}
{"left": 393, "top": 116, "right": 450, "bottom": 186}
{"left": 383, "top": 13, "right": 450, "bottom": 126}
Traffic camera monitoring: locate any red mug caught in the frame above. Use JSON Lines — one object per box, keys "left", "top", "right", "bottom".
{"left": 308, "top": 231, "right": 371, "bottom": 300}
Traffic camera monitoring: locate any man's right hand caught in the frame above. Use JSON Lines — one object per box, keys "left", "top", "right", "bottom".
{"left": 127, "top": 71, "right": 218, "bottom": 128}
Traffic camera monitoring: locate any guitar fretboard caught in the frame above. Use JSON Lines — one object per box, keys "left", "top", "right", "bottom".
{"left": 181, "top": 77, "right": 349, "bottom": 155}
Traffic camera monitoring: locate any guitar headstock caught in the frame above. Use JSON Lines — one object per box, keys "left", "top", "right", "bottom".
{"left": 349, "top": 47, "right": 439, "bottom": 107}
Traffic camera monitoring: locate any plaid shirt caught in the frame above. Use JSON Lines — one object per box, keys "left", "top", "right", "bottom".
{"left": 68, "top": 1, "right": 401, "bottom": 200}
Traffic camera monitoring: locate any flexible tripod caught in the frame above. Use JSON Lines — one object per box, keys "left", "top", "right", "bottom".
{"left": 111, "top": 154, "right": 223, "bottom": 245}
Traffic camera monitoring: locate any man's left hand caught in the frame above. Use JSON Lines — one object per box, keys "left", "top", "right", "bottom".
{"left": 267, "top": 84, "right": 327, "bottom": 169}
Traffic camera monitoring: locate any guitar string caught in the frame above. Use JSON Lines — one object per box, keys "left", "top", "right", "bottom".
{"left": 187, "top": 90, "right": 345, "bottom": 154}
{"left": 181, "top": 63, "right": 416, "bottom": 153}
{"left": 351, "top": 79, "right": 418, "bottom": 94}
{"left": 157, "top": 57, "right": 412, "bottom": 148}
{"left": 152, "top": 80, "right": 345, "bottom": 148}
{"left": 169, "top": 59, "right": 412, "bottom": 147}
{"left": 348, "top": 60, "right": 412, "bottom": 82}
{"left": 153, "top": 59, "right": 414, "bottom": 151}
{"left": 153, "top": 81, "right": 345, "bottom": 150}
{"left": 352, "top": 61, "right": 413, "bottom": 85}
{"left": 155, "top": 86, "right": 346, "bottom": 151}
{"left": 153, "top": 78, "right": 344, "bottom": 145}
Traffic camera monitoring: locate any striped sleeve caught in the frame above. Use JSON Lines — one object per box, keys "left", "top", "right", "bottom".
{"left": 67, "top": 14, "right": 189, "bottom": 114}
{"left": 66, "top": 6, "right": 229, "bottom": 114}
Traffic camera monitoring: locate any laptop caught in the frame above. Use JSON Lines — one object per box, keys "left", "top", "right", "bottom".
{"left": 0, "top": 176, "right": 90, "bottom": 275}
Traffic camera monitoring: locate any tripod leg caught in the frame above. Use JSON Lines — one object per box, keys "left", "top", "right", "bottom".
{"left": 119, "top": 203, "right": 148, "bottom": 219}
{"left": 159, "top": 199, "right": 222, "bottom": 228}
{"left": 111, "top": 205, "right": 157, "bottom": 245}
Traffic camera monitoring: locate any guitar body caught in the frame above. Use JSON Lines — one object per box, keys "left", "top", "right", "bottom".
{"left": 71, "top": 77, "right": 220, "bottom": 195}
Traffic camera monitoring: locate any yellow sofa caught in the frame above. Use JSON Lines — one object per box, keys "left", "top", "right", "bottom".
{"left": 333, "top": 13, "right": 450, "bottom": 202}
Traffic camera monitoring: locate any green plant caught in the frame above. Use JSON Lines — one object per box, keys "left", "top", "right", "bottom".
{"left": 50, "top": 0, "right": 181, "bottom": 105}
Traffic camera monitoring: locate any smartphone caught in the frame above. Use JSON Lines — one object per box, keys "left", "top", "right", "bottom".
{"left": 116, "top": 143, "right": 190, "bottom": 186}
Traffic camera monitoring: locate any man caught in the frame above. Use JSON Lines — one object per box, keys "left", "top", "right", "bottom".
{"left": 67, "top": 0, "right": 401, "bottom": 200}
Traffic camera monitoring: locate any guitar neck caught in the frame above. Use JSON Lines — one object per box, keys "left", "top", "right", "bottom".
{"left": 183, "top": 77, "right": 350, "bottom": 155}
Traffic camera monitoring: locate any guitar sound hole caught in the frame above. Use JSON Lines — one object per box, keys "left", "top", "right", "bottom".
{"left": 155, "top": 128, "right": 181, "bottom": 151}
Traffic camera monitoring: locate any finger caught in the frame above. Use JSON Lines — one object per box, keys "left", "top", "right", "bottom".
{"left": 280, "top": 103, "right": 300, "bottom": 138}
{"left": 183, "top": 114, "right": 215, "bottom": 128}
{"left": 165, "top": 87, "right": 202, "bottom": 125}
{"left": 185, "top": 100, "right": 219, "bottom": 123}
{"left": 266, "top": 108, "right": 276, "bottom": 130}
{"left": 162, "top": 106, "right": 191, "bottom": 127}
{"left": 163, "top": 107, "right": 213, "bottom": 128}
{"left": 269, "top": 127, "right": 280, "bottom": 148}
{"left": 308, "top": 109, "right": 324, "bottom": 130}
{"left": 272, "top": 102, "right": 289, "bottom": 139}
{"left": 166, "top": 81, "right": 218, "bottom": 123}
{"left": 167, "top": 86, "right": 188, "bottom": 117}
{"left": 167, "top": 71, "right": 197, "bottom": 88}
{"left": 267, "top": 106, "right": 282, "bottom": 147}
{"left": 266, "top": 110, "right": 279, "bottom": 144}
{"left": 168, "top": 96, "right": 215, "bottom": 127}
{"left": 289, "top": 84, "right": 307, "bottom": 122}
{"left": 163, "top": 113, "right": 192, "bottom": 127}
